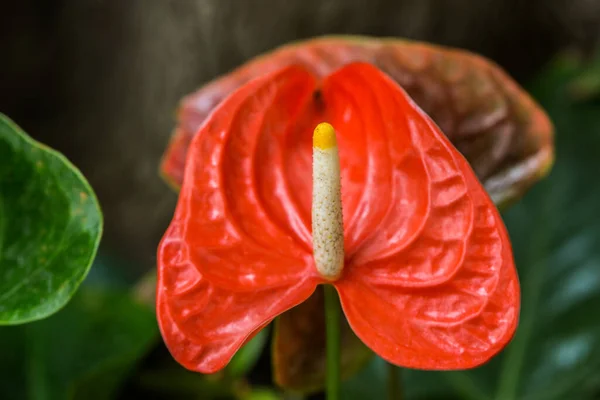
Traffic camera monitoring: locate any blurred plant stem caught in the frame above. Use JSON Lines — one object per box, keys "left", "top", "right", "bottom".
{"left": 387, "top": 363, "right": 402, "bottom": 400}
{"left": 324, "top": 284, "right": 341, "bottom": 400}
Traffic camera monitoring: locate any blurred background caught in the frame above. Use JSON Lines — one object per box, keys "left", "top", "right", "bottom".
{"left": 2, "top": 1, "right": 600, "bottom": 399}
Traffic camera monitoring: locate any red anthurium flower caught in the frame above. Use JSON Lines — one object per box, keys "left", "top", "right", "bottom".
{"left": 157, "top": 61, "right": 519, "bottom": 373}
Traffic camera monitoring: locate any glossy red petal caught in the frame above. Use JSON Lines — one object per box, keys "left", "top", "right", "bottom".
{"left": 158, "top": 223, "right": 317, "bottom": 373}
{"left": 320, "top": 63, "right": 430, "bottom": 258}
{"left": 330, "top": 63, "right": 519, "bottom": 369}
{"left": 157, "top": 65, "right": 324, "bottom": 372}
{"left": 175, "top": 65, "right": 321, "bottom": 290}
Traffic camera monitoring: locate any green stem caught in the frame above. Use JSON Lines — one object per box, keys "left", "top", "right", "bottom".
{"left": 324, "top": 284, "right": 341, "bottom": 400}
{"left": 387, "top": 363, "right": 403, "bottom": 400}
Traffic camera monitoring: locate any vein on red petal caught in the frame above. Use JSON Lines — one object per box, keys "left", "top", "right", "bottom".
{"left": 157, "top": 223, "right": 318, "bottom": 373}
{"left": 332, "top": 63, "right": 517, "bottom": 369}
{"left": 328, "top": 75, "right": 392, "bottom": 254}
{"left": 177, "top": 66, "right": 319, "bottom": 291}
{"left": 253, "top": 75, "right": 318, "bottom": 251}
{"left": 336, "top": 198, "right": 515, "bottom": 368}
{"left": 329, "top": 65, "right": 431, "bottom": 266}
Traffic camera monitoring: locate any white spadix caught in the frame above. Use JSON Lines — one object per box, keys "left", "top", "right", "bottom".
{"left": 312, "top": 122, "right": 345, "bottom": 280}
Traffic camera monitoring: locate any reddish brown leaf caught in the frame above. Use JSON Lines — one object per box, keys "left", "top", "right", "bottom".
{"left": 272, "top": 286, "right": 372, "bottom": 392}
{"left": 161, "top": 35, "right": 553, "bottom": 208}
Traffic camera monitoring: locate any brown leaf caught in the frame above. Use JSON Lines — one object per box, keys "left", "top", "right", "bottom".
{"left": 161, "top": 35, "right": 553, "bottom": 208}
{"left": 272, "top": 286, "right": 372, "bottom": 393}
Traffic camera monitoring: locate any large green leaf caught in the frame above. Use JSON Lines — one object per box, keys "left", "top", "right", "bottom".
{"left": 343, "top": 54, "right": 600, "bottom": 400}
{"left": 0, "top": 114, "right": 103, "bottom": 324}
{"left": 0, "top": 287, "right": 159, "bottom": 400}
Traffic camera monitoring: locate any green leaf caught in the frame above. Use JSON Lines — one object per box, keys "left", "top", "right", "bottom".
{"left": 0, "top": 287, "right": 159, "bottom": 400}
{"left": 227, "top": 328, "right": 269, "bottom": 379}
{"left": 135, "top": 368, "right": 238, "bottom": 399}
{"left": 491, "top": 55, "right": 600, "bottom": 400}
{"left": 343, "top": 53, "right": 600, "bottom": 400}
{"left": 568, "top": 51, "right": 600, "bottom": 102}
{"left": 0, "top": 114, "right": 103, "bottom": 324}
{"left": 238, "top": 388, "right": 282, "bottom": 400}
{"left": 342, "top": 356, "right": 489, "bottom": 400}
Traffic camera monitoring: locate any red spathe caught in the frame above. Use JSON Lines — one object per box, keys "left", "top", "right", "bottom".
{"left": 156, "top": 62, "right": 519, "bottom": 373}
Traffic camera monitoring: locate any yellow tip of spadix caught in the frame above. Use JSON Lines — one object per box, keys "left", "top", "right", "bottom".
{"left": 313, "top": 122, "right": 337, "bottom": 150}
